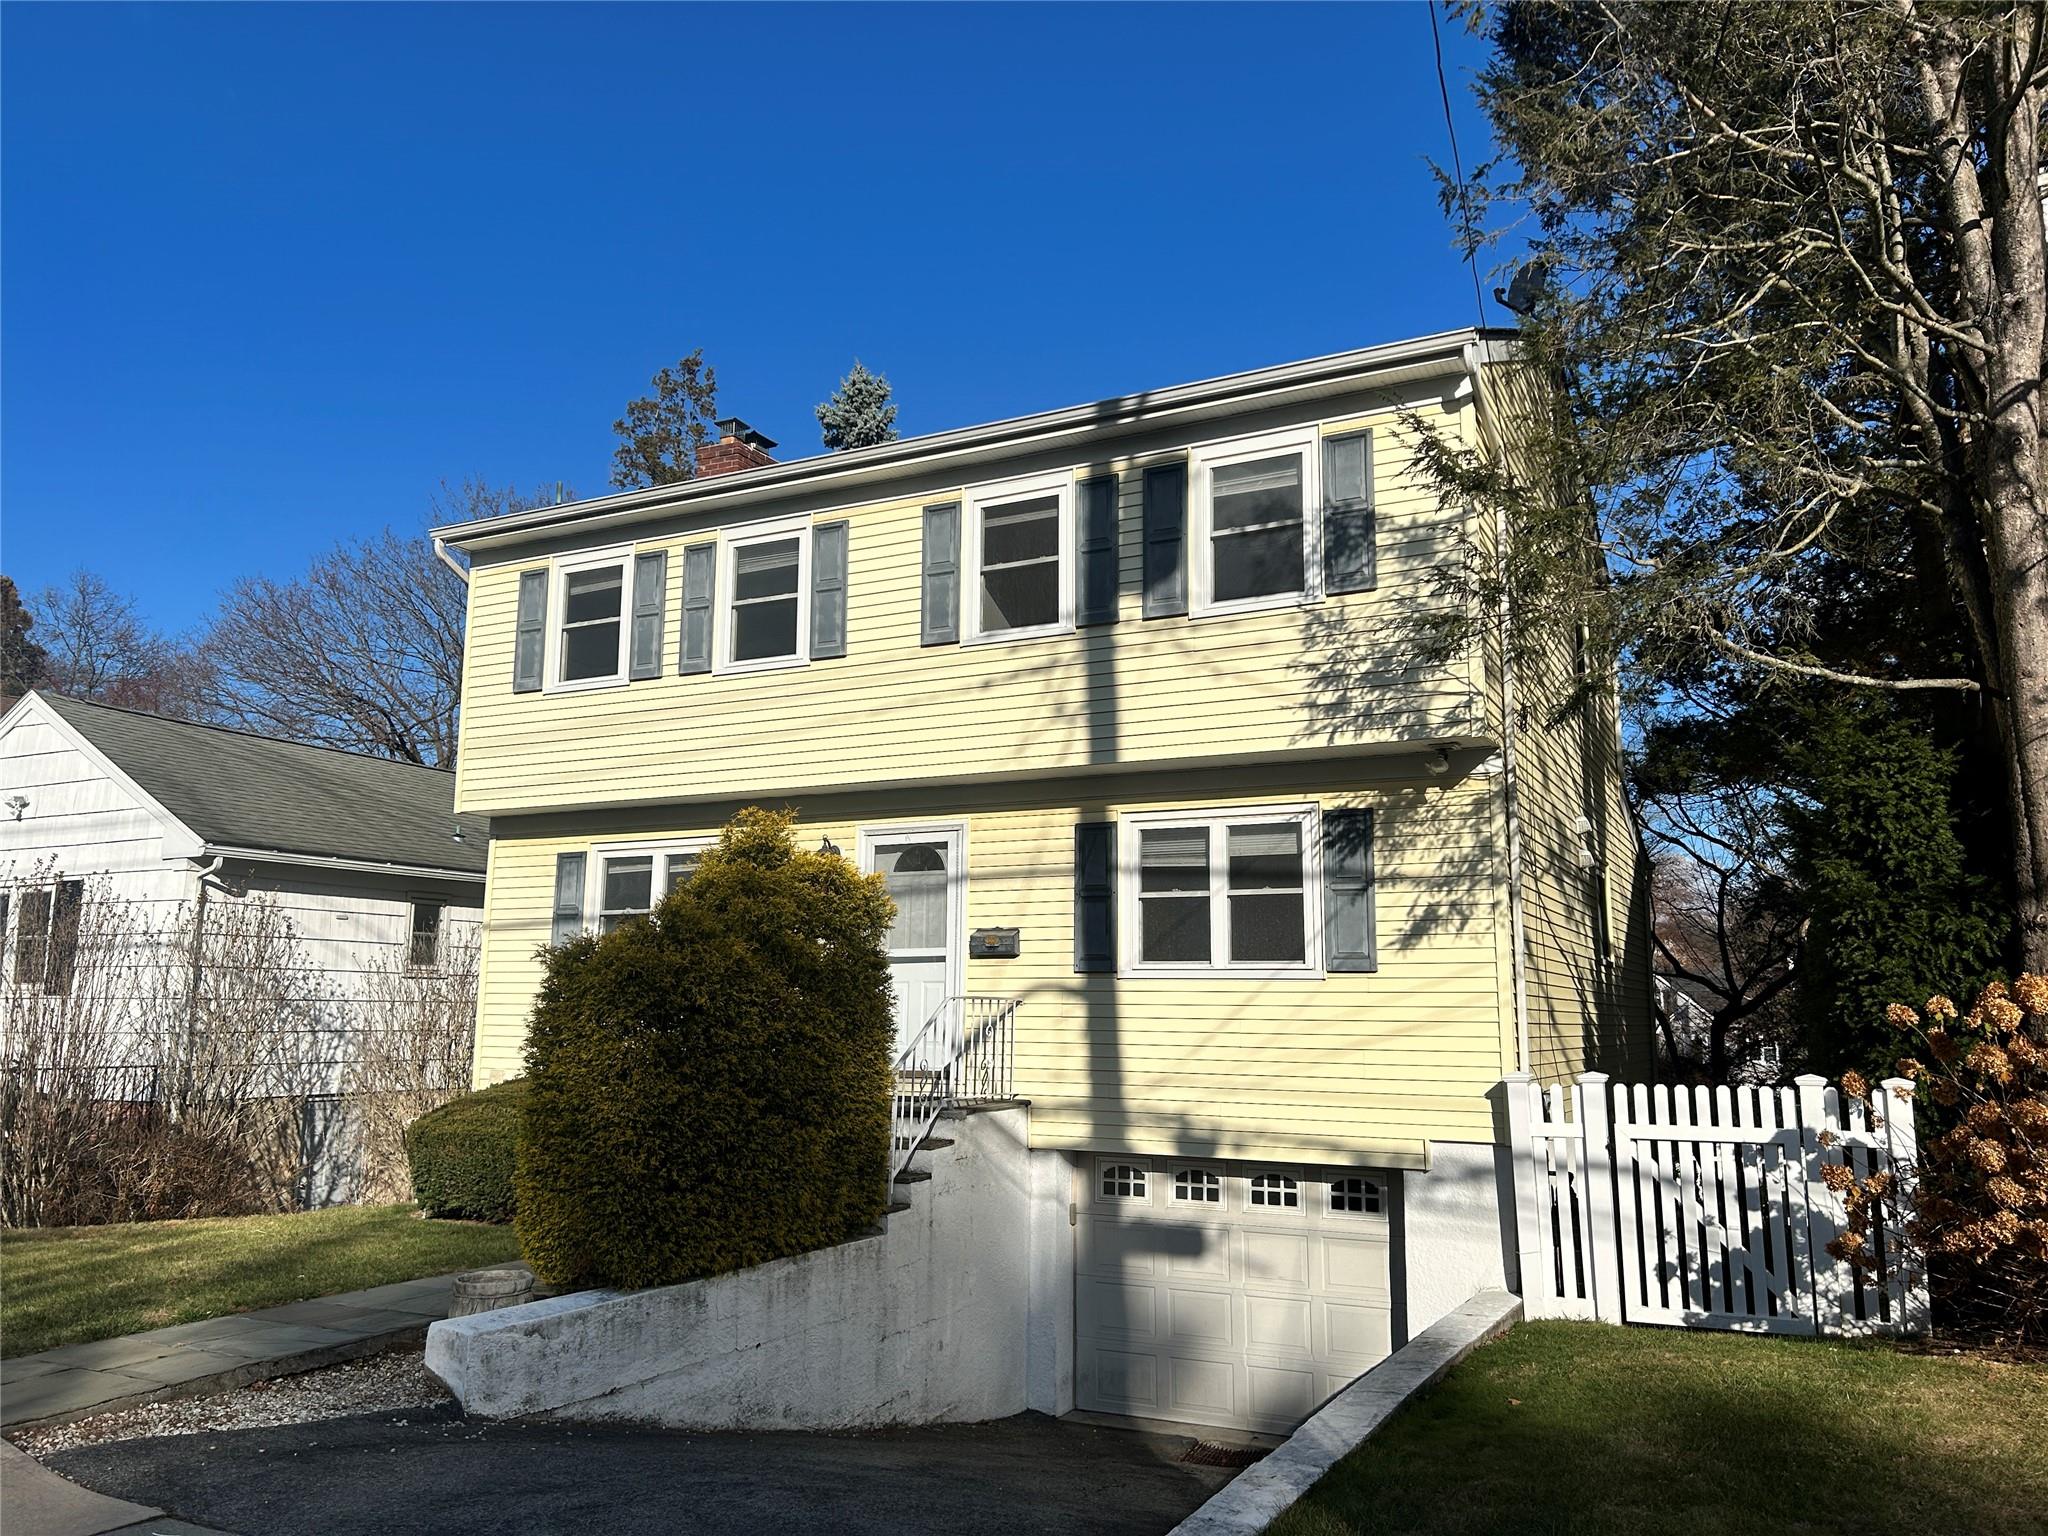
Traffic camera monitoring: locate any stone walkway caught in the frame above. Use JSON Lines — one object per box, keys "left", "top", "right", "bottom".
{"left": 1, "top": 1273, "right": 468, "bottom": 1432}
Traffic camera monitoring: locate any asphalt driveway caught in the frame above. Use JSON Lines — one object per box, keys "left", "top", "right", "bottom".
{"left": 45, "top": 1405, "right": 1236, "bottom": 1536}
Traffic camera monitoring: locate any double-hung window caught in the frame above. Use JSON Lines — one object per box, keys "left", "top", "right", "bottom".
{"left": 716, "top": 518, "right": 811, "bottom": 672}
{"left": 589, "top": 840, "right": 711, "bottom": 932}
{"left": 1124, "top": 805, "right": 1320, "bottom": 977}
{"left": 1190, "top": 429, "right": 1317, "bottom": 617}
{"left": 964, "top": 473, "right": 1073, "bottom": 641}
{"left": 407, "top": 900, "right": 444, "bottom": 969}
{"left": 550, "top": 545, "right": 634, "bottom": 689}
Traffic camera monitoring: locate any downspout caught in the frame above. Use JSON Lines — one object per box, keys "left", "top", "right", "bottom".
{"left": 433, "top": 536, "right": 469, "bottom": 585}
{"left": 1495, "top": 506, "right": 1532, "bottom": 1073}
{"left": 181, "top": 855, "right": 226, "bottom": 1113}
{"left": 1463, "top": 339, "right": 1532, "bottom": 1073}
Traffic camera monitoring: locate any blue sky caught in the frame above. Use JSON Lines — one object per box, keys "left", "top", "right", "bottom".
{"left": 2, "top": 2, "right": 1502, "bottom": 635}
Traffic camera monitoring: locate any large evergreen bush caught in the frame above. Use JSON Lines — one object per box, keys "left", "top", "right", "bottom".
{"left": 515, "top": 808, "right": 896, "bottom": 1289}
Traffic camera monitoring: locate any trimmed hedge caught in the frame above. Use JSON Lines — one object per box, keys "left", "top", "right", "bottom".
{"left": 404, "top": 1077, "right": 528, "bottom": 1223}
{"left": 516, "top": 808, "right": 895, "bottom": 1289}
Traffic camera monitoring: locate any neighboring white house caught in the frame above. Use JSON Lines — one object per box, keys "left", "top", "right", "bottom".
{"left": 0, "top": 689, "right": 486, "bottom": 1200}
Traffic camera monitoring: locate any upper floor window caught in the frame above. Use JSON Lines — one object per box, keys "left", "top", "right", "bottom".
{"left": 551, "top": 545, "right": 633, "bottom": 688}
{"left": 965, "top": 473, "right": 1073, "bottom": 642}
{"left": 717, "top": 519, "right": 812, "bottom": 673}
{"left": 407, "top": 900, "right": 444, "bottom": 969}
{"left": 1124, "top": 805, "right": 1320, "bottom": 977}
{"left": 1190, "top": 429, "right": 1317, "bottom": 618}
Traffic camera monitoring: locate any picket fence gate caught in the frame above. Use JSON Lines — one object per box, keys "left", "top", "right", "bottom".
{"left": 1504, "top": 1071, "right": 1929, "bottom": 1336}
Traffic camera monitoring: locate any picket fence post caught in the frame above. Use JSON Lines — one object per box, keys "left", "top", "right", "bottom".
{"left": 1502, "top": 1070, "right": 1544, "bottom": 1310}
{"left": 1575, "top": 1071, "right": 1622, "bottom": 1323}
{"left": 1879, "top": 1076, "right": 1932, "bottom": 1335}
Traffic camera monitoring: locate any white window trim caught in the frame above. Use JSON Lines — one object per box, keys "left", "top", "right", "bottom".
{"left": 1189, "top": 425, "right": 1321, "bottom": 620}
{"left": 544, "top": 542, "right": 636, "bottom": 694}
{"left": 585, "top": 836, "right": 715, "bottom": 931}
{"left": 714, "top": 515, "right": 813, "bottom": 676}
{"left": 1119, "top": 802, "right": 1324, "bottom": 981}
{"left": 961, "top": 470, "right": 1076, "bottom": 645}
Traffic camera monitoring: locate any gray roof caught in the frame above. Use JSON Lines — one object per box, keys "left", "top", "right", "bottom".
{"left": 39, "top": 692, "right": 486, "bottom": 879}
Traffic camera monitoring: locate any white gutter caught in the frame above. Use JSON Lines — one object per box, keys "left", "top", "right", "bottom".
{"left": 197, "top": 843, "right": 484, "bottom": 884}
{"left": 436, "top": 328, "right": 1514, "bottom": 554}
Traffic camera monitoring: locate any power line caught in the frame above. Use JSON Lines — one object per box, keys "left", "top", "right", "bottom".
{"left": 1429, "top": 0, "right": 1491, "bottom": 332}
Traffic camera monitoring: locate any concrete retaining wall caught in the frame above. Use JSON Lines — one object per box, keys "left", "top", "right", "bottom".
{"left": 425, "top": 1105, "right": 1033, "bottom": 1430}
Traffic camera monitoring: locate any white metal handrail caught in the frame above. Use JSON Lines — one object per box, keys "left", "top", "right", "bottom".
{"left": 887, "top": 994, "right": 1018, "bottom": 1196}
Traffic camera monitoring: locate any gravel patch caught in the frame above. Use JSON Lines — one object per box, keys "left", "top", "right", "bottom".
{"left": 13, "top": 1348, "right": 452, "bottom": 1457}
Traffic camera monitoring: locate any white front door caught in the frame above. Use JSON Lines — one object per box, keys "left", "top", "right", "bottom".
{"left": 861, "top": 826, "right": 964, "bottom": 1059}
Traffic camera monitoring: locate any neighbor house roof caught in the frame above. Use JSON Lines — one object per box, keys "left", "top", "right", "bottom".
{"left": 34, "top": 691, "right": 486, "bottom": 879}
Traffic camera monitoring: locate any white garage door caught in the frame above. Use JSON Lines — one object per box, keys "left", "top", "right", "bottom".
{"left": 1075, "top": 1156, "right": 1395, "bottom": 1434}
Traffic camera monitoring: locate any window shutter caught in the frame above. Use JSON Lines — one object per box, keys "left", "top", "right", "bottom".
{"left": 811, "top": 520, "right": 849, "bottom": 659}
{"left": 1323, "top": 809, "right": 1376, "bottom": 972}
{"left": 629, "top": 550, "right": 668, "bottom": 680}
{"left": 921, "top": 501, "right": 960, "bottom": 646}
{"left": 15, "top": 888, "right": 50, "bottom": 986}
{"left": 1322, "top": 430, "right": 1375, "bottom": 595}
{"left": 1078, "top": 474, "right": 1121, "bottom": 626}
{"left": 46, "top": 880, "right": 83, "bottom": 995}
{"left": 1142, "top": 463, "right": 1187, "bottom": 618}
{"left": 679, "top": 542, "right": 715, "bottom": 675}
{"left": 1074, "top": 821, "right": 1117, "bottom": 973}
{"left": 551, "top": 853, "right": 587, "bottom": 946}
{"left": 513, "top": 569, "right": 548, "bottom": 693}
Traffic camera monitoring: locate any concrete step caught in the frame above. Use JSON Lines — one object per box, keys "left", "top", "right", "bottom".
{"left": 893, "top": 1167, "right": 932, "bottom": 1185}
{"left": 918, "top": 1136, "right": 955, "bottom": 1151}
{"left": 937, "top": 1098, "right": 1028, "bottom": 1120}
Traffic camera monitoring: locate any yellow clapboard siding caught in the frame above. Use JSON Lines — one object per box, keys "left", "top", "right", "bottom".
{"left": 450, "top": 403, "right": 1491, "bottom": 817}
{"left": 469, "top": 767, "right": 1509, "bottom": 1162}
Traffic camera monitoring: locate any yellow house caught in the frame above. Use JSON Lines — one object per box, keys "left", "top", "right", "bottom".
{"left": 438, "top": 327, "right": 1651, "bottom": 1433}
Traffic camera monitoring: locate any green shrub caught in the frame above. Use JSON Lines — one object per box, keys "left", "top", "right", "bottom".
{"left": 516, "top": 808, "right": 895, "bottom": 1290}
{"left": 405, "top": 1077, "right": 528, "bottom": 1223}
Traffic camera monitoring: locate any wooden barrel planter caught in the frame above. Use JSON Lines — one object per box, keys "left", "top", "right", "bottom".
{"left": 449, "top": 1267, "right": 536, "bottom": 1318}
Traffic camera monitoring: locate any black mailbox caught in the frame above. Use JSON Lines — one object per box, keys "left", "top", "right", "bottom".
{"left": 970, "top": 927, "right": 1021, "bottom": 959}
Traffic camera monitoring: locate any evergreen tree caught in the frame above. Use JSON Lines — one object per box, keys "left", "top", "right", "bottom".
{"left": 0, "top": 575, "right": 47, "bottom": 704}
{"left": 1786, "top": 700, "right": 2005, "bottom": 1080}
{"left": 815, "top": 360, "right": 898, "bottom": 452}
{"left": 611, "top": 350, "right": 717, "bottom": 489}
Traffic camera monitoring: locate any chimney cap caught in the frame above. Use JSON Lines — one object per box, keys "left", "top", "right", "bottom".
{"left": 716, "top": 417, "right": 777, "bottom": 452}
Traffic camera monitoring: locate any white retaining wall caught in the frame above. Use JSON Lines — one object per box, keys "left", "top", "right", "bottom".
{"left": 1403, "top": 1139, "right": 1516, "bottom": 1339}
{"left": 426, "top": 1105, "right": 1035, "bottom": 1429}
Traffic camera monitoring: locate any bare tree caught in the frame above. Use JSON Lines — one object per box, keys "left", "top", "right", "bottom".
{"left": 29, "top": 570, "right": 204, "bottom": 716}
{"left": 343, "top": 932, "right": 478, "bottom": 1202}
{"left": 198, "top": 480, "right": 563, "bottom": 767}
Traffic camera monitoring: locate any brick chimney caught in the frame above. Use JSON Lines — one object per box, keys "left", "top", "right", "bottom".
{"left": 697, "top": 418, "right": 778, "bottom": 478}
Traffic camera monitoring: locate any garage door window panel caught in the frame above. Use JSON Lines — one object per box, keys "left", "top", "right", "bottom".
{"left": 1099, "top": 1161, "right": 1149, "bottom": 1202}
{"left": 1249, "top": 1173, "right": 1300, "bottom": 1209}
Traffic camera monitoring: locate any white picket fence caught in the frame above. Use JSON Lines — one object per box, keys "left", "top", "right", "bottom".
{"left": 1504, "top": 1071, "right": 1929, "bottom": 1336}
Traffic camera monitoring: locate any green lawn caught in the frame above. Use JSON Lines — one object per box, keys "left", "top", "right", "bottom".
{"left": 0, "top": 1204, "right": 521, "bottom": 1357}
{"left": 1269, "top": 1321, "right": 2048, "bottom": 1536}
